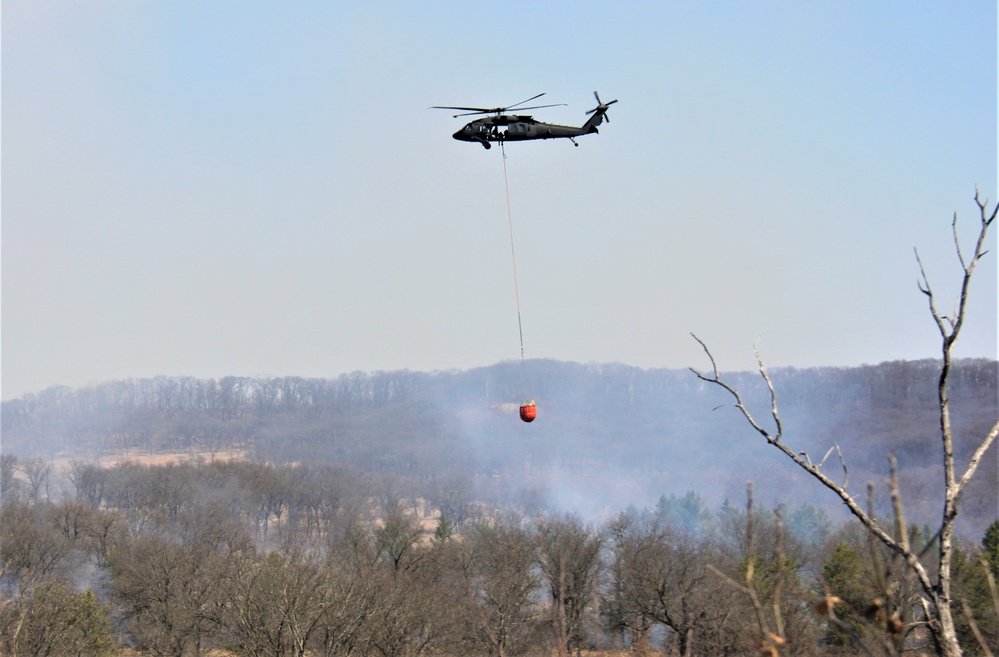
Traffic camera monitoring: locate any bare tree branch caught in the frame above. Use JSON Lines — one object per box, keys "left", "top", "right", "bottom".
{"left": 960, "top": 598, "right": 995, "bottom": 657}
{"left": 772, "top": 507, "right": 785, "bottom": 641}
{"left": 889, "top": 454, "right": 910, "bottom": 555}
{"left": 955, "top": 419, "right": 999, "bottom": 501}
{"left": 691, "top": 190, "right": 997, "bottom": 657}
{"left": 708, "top": 484, "right": 788, "bottom": 656}
{"left": 690, "top": 334, "right": 933, "bottom": 595}
{"left": 755, "top": 341, "right": 783, "bottom": 443}
{"left": 980, "top": 554, "right": 999, "bottom": 627}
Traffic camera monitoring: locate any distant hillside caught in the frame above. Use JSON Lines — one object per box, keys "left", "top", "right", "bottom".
{"left": 2, "top": 358, "right": 996, "bottom": 533}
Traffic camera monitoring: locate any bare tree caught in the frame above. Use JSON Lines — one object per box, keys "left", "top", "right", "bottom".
{"left": 0, "top": 454, "right": 19, "bottom": 504}
{"left": 238, "top": 550, "right": 331, "bottom": 657}
{"left": 536, "top": 513, "right": 603, "bottom": 657}
{"left": 0, "top": 501, "right": 74, "bottom": 588}
{"left": 18, "top": 458, "right": 53, "bottom": 505}
{"left": 311, "top": 553, "right": 380, "bottom": 657}
{"left": 376, "top": 501, "right": 428, "bottom": 575}
{"left": 691, "top": 190, "right": 998, "bottom": 657}
{"left": 0, "top": 581, "right": 115, "bottom": 657}
{"left": 108, "top": 515, "right": 245, "bottom": 657}
{"left": 362, "top": 539, "right": 465, "bottom": 657}
{"left": 609, "top": 511, "right": 716, "bottom": 657}
{"left": 67, "top": 459, "right": 107, "bottom": 509}
{"left": 463, "top": 516, "right": 541, "bottom": 657}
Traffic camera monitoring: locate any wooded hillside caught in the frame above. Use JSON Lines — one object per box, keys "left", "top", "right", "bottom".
{"left": 2, "top": 358, "right": 995, "bottom": 534}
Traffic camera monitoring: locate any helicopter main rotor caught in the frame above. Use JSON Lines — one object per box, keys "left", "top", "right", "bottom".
{"left": 432, "top": 92, "right": 566, "bottom": 118}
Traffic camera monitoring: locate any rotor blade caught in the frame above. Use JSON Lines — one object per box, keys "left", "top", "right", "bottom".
{"left": 602, "top": 99, "right": 617, "bottom": 122}
{"left": 450, "top": 109, "right": 500, "bottom": 117}
{"left": 455, "top": 104, "right": 564, "bottom": 117}
{"left": 506, "top": 93, "right": 547, "bottom": 110}
{"left": 433, "top": 106, "right": 512, "bottom": 118}
{"left": 433, "top": 101, "right": 566, "bottom": 118}
{"left": 431, "top": 106, "right": 495, "bottom": 112}
{"left": 593, "top": 91, "right": 601, "bottom": 105}
{"left": 508, "top": 103, "right": 566, "bottom": 112}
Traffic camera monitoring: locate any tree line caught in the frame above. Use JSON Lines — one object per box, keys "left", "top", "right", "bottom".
{"left": 2, "top": 457, "right": 997, "bottom": 656}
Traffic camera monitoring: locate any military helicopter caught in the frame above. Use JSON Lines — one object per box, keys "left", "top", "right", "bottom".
{"left": 433, "top": 92, "right": 617, "bottom": 149}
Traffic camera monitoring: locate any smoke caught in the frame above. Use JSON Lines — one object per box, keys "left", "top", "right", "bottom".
{"left": 428, "top": 358, "right": 996, "bottom": 534}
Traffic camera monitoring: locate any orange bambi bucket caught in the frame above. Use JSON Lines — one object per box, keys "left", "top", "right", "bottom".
{"left": 519, "top": 400, "right": 537, "bottom": 423}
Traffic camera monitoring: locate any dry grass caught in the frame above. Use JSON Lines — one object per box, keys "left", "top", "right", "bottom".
{"left": 49, "top": 449, "right": 250, "bottom": 474}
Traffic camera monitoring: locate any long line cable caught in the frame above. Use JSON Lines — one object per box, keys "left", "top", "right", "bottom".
{"left": 500, "top": 139, "right": 525, "bottom": 362}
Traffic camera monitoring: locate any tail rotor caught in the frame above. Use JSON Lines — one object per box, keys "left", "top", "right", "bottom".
{"left": 586, "top": 90, "right": 618, "bottom": 122}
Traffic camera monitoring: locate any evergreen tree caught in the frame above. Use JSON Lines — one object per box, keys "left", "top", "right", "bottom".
{"left": 982, "top": 519, "right": 999, "bottom": 579}
{"left": 434, "top": 514, "right": 453, "bottom": 542}
{"left": 820, "top": 542, "right": 868, "bottom": 650}
{"left": 951, "top": 545, "right": 998, "bottom": 656}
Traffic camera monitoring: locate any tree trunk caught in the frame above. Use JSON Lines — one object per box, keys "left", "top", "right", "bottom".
{"left": 632, "top": 624, "right": 650, "bottom": 657}
{"left": 934, "top": 602, "right": 963, "bottom": 657}
{"left": 682, "top": 624, "right": 695, "bottom": 657}
{"left": 552, "top": 555, "right": 569, "bottom": 657}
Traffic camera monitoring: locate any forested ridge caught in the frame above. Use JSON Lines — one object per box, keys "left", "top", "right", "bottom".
{"left": 2, "top": 357, "right": 996, "bottom": 531}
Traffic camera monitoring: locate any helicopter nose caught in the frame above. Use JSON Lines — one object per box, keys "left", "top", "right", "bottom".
{"left": 452, "top": 129, "right": 469, "bottom": 141}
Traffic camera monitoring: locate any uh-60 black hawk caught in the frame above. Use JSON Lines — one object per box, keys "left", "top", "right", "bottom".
{"left": 432, "top": 91, "right": 617, "bottom": 149}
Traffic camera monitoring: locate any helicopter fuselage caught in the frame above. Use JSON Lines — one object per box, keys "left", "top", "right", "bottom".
{"left": 435, "top": 92, "right": 616, "bottom": 149}
{"left": 452, "top": 114, "right": 601, "bottom": 149}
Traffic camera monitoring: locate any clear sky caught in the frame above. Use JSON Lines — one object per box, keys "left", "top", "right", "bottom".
{"left": 3, "top": 2, "right": 997, "bottom": 400}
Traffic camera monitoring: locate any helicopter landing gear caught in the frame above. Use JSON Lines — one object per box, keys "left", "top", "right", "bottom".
{"left": 569, "top": 137, "right": 579, "bottom": 147}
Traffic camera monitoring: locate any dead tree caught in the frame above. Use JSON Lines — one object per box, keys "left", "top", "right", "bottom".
{"left": 690, "top": 190, "right": 998, "bottom": 657}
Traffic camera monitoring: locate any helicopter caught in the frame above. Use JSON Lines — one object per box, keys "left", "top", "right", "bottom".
{"left": 432, "top": 91, "right": 617, "bottom": 149}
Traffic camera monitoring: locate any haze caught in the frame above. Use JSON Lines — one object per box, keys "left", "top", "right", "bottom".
{"left": 3, "top": 2, "right": 997, "bottom": 401}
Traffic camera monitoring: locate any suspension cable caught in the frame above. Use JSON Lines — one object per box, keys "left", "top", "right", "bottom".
{"left": 501, "top": 139, "right": 525, "bottom": 362}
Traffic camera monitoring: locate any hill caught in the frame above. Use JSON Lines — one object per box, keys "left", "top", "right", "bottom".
{"left": 2, "top": 358, "right": 996, "bottom": 533}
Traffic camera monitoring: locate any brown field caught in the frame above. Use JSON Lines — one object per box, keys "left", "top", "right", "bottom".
{"left": 49, "top": 449, "right": 251, "bottom": 474}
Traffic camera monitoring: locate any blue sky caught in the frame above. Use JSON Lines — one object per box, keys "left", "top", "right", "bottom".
{"left": 3, "top": 1, "right": 996, "bottom": 400}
